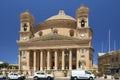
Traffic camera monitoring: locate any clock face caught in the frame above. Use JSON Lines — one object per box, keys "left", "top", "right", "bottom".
{"left": 81, "top": 33, "right": 85, "bottom": 37}
{"left": 22, "top": 34, "right": 27, "bottom": 40}
{"left": 80, "top": 32, "right": 86, "bottom": 39}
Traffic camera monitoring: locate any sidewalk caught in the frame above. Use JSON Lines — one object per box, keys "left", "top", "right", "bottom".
{"left": 54, "top": 77, "right": 70, "bottom": 80}
{"left": 28, "top": 76, "right": 33, "bottom": 78}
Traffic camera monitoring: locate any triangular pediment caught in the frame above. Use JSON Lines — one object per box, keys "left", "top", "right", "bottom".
{"left": 29, "top": 34, "right": 79, "bottom": 42}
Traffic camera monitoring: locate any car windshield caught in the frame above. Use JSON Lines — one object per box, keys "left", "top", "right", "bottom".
{"left": 14, "top": 74, "right": 18, "bottom": 76}
{"left": 37, "top": 73, "right": 41, "bottom": 74}
{"left": 85, "top": 71, "right": 91, "bottom": 74}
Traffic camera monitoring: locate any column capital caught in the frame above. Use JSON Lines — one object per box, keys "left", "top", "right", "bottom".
{"left": 46, "top": 49, "right": 50, "bottom": 52}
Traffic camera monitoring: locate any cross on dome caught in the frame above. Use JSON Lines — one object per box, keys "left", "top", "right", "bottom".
{"left": 58, "top": 10, "right": 65, "bottom": 15}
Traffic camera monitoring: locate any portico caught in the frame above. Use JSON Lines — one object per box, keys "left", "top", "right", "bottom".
{"left": 19, "top": 48, "right": 77, "bottom": 71}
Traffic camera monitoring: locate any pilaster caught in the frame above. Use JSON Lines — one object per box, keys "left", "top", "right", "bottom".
{"left": 18, "top": 51, "right": 21, "bottom": 70}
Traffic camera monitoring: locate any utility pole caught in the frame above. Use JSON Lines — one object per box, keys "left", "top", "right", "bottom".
{"left": 108, "top": 30, "right": 111, "bottom": 52}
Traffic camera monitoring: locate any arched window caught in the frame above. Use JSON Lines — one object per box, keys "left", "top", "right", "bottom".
{"left": 81, "top": 20, "right": 85, "bottom": 27}
{"left": 23, "top": 23, "right": 28, "bottom": 31}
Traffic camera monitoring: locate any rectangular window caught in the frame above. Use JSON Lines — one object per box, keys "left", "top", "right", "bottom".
{"left": 111, "top": 58, "right": 114, "bottom": 62}
{"left": 82, "top": 49, "right": 84, "bottom": 54}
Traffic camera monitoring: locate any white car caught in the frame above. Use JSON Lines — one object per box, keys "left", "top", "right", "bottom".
{"left": 7, "top": 73, "right": 25, "bottom": 80}
{"left": 70, "top": 70, "right": 95, "bottom": 80}
{"left": 33, "top": 71, "right": 54, "bottom": 80}
{"left": 0, "top": 74, "right": 6, "bottom": 79}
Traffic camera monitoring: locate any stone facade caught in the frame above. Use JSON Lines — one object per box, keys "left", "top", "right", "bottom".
{"left": 98, "top": 50, "right": 120, "bottom": 74}
{"left": 17, "top": 5, "right": 94, "bottom": 74}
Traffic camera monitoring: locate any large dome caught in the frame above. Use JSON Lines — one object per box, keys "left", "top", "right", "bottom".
{"left": 34, "top": 10, "right": 77, "bottom": 33}
{"left": 46, "top": 10, "right": 76, "bottom": 21}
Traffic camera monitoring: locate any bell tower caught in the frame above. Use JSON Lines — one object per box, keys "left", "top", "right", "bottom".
{"left": 76, "top": 5, "right": 94, "bottom": 69}
{"left": 76, "top": 5, "right": 93, "bottom": 39}
{"left": 76, "top": 5, "right": 89, "bottom": 29}
{"left": 19, "top": 10, "right": 34, "bottom": 41}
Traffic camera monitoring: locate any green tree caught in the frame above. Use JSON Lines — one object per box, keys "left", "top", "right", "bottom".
{"left": 0, "top": 63, "right": 9, "bottom": 69}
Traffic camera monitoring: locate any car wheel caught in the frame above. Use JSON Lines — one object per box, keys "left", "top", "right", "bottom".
{"left": 89, "top": 77, "right": 93, "bottom": 80}
{"left": 34, "top": 76, "right": 38, "bottom": 80}
{"left": 18, "top": 77, "right": 22, "bottom": 80}
{"left": 73, "top": 77, "right": 77, "bottom": 80}
{"left": 47, "top": 76, "right": 51, "bottom": 80}
{"left": 7, "top": 77, "right": 10, "bottom": 80}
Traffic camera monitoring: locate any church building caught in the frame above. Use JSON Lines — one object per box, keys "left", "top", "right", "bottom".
{"left": 17, "top": 5, "right": 94, "bottom": 73}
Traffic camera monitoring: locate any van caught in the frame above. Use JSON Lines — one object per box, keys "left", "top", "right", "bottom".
{"left": 70, "top": 70, "right": 95, "bottom": 80}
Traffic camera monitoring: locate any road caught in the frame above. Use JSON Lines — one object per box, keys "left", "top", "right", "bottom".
{"left": 25, "top": 78, "right": 115, "bottom": 80}
{"left": 2, "top": 77, "right": 114, "bottom": 80}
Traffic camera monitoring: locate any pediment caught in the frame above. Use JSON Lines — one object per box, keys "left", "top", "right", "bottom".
{"left": 29, "top": 34, "right": 79, "bottom": 42}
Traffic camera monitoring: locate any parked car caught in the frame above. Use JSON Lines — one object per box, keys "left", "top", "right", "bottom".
{"left": 7, "top": 73, "right": 25, "bottom": 80}
{"left": 33, "top": 71, "right": 54, "bottom": 80}
{"left": 0, "top": 74, "right": 6, "bottom": 79}
{"left": 70, "top": 70, "right": 95, "bottom": 80}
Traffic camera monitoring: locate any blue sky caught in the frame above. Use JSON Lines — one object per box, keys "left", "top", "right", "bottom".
{"left": 0, "top": 0, "right": 120, "bottom": 64}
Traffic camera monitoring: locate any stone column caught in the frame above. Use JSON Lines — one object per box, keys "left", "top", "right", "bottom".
{"left": 47, "top": 50, "right": 50, "bottom": 70}
{"left": 33, "top": 50, "right": 37, "bottom": 71}
{"left": 69, "top": 49, "right": 72, "bottom": 70}
{"left": 55, "top": 50, "right": 58, "bottom": 70}
{"left": 39, "top": 51, "right": 41, "bottom": 71}
{"left": 40, "top": 51, "right": 43, "bottom": 70}
{"left": 26, "top": 50, "right": 30, "bottom": 70}
{"left": 62, "top": 50, "right": 65, "bottom": 70}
